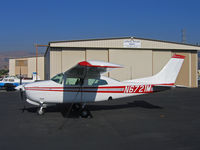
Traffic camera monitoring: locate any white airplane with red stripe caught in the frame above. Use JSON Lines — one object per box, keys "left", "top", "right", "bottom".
{"left": 16, "top": 54, "right": 185, "bottom": 117}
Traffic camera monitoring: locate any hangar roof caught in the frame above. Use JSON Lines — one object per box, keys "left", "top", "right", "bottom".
{"left": 9, "top": 56, "right": 44, "bottom": 60}
{"left": 48, "top": 37, "right": 200, "bottom": 51}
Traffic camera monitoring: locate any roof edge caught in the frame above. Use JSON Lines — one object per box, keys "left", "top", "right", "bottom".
{"left": 49, "top": 36, "right": 200, "bottom": 47}
{"left": 9, "top": 56, "right": 44, "bottom": 60}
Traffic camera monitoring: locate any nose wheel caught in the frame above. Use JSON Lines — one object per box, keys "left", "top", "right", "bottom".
{"left": 37, "top": 103, "right": 45, "bottom": 115}
{"left": 37, "top": 107, "right": 45, "bottom": 115}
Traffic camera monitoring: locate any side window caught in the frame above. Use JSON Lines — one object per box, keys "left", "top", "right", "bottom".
{"left": 65, "top": 78, "right": 82, "bottom": 86}
{"left": 9, "top": 79, "right": 14, "bottom": 82}
{"left": 87, "top": 78, "right": 108, "bottom": 86}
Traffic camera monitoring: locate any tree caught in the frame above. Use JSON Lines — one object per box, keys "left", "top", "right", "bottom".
{"left": 0, "top": 69, "right": 9, "bottom": 77}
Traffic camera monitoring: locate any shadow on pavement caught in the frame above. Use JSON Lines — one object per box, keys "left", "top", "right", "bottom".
{"left": 19, "top": 100, "right": 163, "bottom": 118}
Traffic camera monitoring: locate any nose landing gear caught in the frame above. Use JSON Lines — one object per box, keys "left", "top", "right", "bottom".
{"left": 37, "top": 103, "right": 45, "bottom": 115}
{"left": 37, "top": 107, "right": 45, "bottom": 115}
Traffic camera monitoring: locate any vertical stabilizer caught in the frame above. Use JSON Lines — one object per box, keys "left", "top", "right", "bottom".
{"left": 152, "top": 54, "right": 185, "bottom": 84}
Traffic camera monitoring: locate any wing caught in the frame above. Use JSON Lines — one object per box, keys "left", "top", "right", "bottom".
{"left": 64, "top": 60, "right": 122, "bottom": 78}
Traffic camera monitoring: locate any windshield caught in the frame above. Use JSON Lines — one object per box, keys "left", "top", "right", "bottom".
{"left": 51, "top": 73, "right": 64, "bottom": 84}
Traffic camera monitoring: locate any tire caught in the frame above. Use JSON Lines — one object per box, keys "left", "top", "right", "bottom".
{"left": 80, "top": 109, "right": 89, "bottom": 118}
{"left": 4, "top": 83, "right": 15, "bottom": 91}
{"left": 37, "top": 108, "right": 45, "bottom": 115}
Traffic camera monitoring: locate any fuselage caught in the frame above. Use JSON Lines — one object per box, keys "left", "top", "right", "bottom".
{"left": 24, "top": 75, "right": 157, "bottom": 106}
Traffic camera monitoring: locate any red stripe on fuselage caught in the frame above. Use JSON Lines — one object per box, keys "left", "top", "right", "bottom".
{"left": 25, "top": 89, "right": 124, "bottom": 93}
{"left": 25, "top": 83, "right": 174, "bottom": 94}
{"left": 25, "top": 86, "right": 125, "bottom": 89}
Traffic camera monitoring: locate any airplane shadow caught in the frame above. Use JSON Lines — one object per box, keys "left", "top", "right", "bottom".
{"left": 19, "top": 101, "right": 163, "bottom": 118}
{"left": 89, "top": 101, "right": 163, "bottom": 111}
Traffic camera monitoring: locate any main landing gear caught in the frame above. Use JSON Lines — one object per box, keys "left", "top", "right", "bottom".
{"left": 80, "top": 104, "right": 92, "bottom": 118}
{"left": 72, "top": 103, "right": 92, "bottom": 118}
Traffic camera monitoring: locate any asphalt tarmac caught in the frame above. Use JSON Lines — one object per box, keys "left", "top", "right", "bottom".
{"left": 0, "top": 88, "right": 200, "bottom": 150}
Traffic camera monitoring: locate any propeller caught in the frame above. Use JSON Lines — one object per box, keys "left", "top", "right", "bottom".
{"left": 20, "top": 88, "right": 26, "bottom": 112}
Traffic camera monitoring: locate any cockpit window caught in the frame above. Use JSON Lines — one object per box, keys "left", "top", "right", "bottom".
{"left": 9, "top": 79, "right": 14, "bottom": 82}
{"left": 87, "top": 78, "right": 108, "bottom": 86}
{"left": 51, "top": 73, "right": 64, "bottom": 84}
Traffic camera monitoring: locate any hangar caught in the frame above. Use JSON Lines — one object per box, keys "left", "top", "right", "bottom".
{"left": 9, "top": 56, "right": 44, "bottom": 80}
{"left": 44, "top": 37, "right": 199, "bottom": 87}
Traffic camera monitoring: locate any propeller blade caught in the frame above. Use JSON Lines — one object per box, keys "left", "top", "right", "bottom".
{"left": 20, "top": 89, "right": 24, "bottom": 101}
{"left": 19, "top": 86, "right": 26, "bottom": 113}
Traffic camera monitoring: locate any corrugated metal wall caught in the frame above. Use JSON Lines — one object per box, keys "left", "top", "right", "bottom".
{"left": 9, "top": 59, "right": 15, "bottom": 76}
{"left": 191, "top": 52, "right": 197, "bottom": 87}
{"left": 50, "top": 51, "right": 62, "bottom": 77}
{"left": 152, "top": 51, "right": 171, "bottom": 75}
{"left": 109, "top": 49, "right": 152, "bottom": 81}
{"left": 45, "top": 48, "right": 50, "bottom": 80}
{"left": 61, "top": 49, "right": 85, "bottom": 73}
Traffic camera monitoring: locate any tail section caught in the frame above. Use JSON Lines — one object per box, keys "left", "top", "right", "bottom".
{"left": 153, "top": 54, "right": 185, "bottom": 84}
{"left": 125, "top": 54, "right": 185, "bottom": 85}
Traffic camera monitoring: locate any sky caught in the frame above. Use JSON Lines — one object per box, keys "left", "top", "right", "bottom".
{"left": 0, "top": 0, "right": 200, "bottom": 52}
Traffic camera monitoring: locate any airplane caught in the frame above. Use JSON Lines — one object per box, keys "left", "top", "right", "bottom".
{"left": 16, "top": 54, "right": 185, "bottom": 118}
{"left": 0, "top": 72, "right": 40, "bottom": 91}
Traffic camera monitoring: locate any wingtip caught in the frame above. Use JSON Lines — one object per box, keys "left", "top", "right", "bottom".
{"left": 78, "top": 61, "right": 92, "bottom": 67}
{"left": 172, "top": 54, "right": 185, "bottom": 59}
